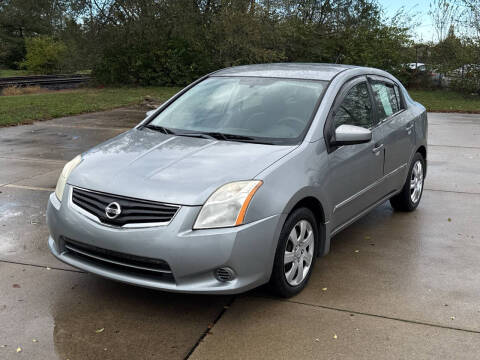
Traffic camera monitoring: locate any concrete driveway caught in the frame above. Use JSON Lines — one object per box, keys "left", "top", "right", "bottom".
{"left": 1, "top": 110, "right": 479, "bottom": 359}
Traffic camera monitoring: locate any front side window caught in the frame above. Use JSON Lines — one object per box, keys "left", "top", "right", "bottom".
{"left": 148, "top": 77, "right": 327, "bottom": 145}
{"left": 371, "top": 82, "right": 400, "bottom": 122}
{"left": 333, "top": 82, "right": 373, "bottom": 129}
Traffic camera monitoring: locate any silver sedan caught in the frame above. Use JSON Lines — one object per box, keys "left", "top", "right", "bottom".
{"left": 47, "top": 63, "right": 427, "bottom": 297}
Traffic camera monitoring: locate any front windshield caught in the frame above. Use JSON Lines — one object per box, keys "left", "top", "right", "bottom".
{"left": 148, "top": 76, "right": 327, "bottom": 144}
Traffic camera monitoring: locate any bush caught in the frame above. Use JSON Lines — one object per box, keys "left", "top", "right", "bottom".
{"left": 450, "top": 70, "right": 480, "bottom": 94}
{"left": 19, "top": 36, "right": 67, "bottom": 74}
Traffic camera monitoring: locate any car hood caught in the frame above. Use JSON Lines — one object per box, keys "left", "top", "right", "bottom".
{"left": 68, "top": 128, "right": 296, "bottom": 205}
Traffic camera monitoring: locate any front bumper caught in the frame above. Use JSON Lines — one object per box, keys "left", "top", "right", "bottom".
{"left": 47, "top": 185, "right": 284, "bottom": 294}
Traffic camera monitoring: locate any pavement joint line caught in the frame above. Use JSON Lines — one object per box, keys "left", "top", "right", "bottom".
{"left": 0, "top": 259, "right": 84, "bottom": 273}
{"left": 427, "top": 144, "right": 480, "bottom": 150}
{"left": 424, "top": 188, "right": 480, "bottom": 196}
{"left": 184, "top": 296, "right": 236, "bottom": 360}
{"left": 264, "top": 297, "right": 480, "bottom": 335}
{"left": 4, "top": 184, "right": 55, "bottom": 192}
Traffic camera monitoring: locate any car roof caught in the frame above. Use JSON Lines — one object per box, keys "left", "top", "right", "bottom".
{"left": 212, "top": 63, "right": 358, "bottom": 81}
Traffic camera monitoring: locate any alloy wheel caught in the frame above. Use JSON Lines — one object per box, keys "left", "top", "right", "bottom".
{"left": 410, "top": 160, "right": 424, "bottom": 204}
{"left": 284, "top": 219, "right": 315, "bottom": 286}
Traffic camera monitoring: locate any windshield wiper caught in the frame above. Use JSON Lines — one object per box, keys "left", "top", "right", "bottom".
{"left": 219, "top": 133, "right": 275, "bottom": 145}
{"left": 147, "top": 127, "right": 275, "bottom": 144}
{"left": 144, "top": 124, "right": 176, "bottom": 135}
{"left": 189, "top": 132, "right": 276, "bottom": 144}
{"left": 175, "top": 132, "right": 218, "bottom": 140}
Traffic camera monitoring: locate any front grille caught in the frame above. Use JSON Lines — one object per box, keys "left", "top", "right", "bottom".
{"left": 63, "top": 238, "right": 175, "bottom": 282}
{"left": 71, "top": 187, "right": 179, "bottom": 227}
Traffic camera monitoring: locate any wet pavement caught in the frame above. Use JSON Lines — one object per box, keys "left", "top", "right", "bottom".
{"left": 1, "top": 110, "right": 479, "bottom": 359}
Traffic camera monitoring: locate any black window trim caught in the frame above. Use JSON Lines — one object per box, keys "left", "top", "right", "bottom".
{"left": 323, "top": 75, "right": 374, "bottom": 153}
{"left": 367, "top": 75, "right": 407, "bottom": 127}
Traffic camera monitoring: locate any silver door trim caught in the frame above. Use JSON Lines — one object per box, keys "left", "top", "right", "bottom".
{"left": 333, "top": 163, "right": 407, "bottom": 213}
{"left": 331, "top": 189, "right": 398, "bottom": 236}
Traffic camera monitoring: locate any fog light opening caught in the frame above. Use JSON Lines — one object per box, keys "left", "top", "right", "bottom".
{"left": 215, "top": 267, "right": 236, "bottom": 282}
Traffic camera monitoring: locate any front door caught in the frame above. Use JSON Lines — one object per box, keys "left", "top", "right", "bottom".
{"left": 325, "top": 77, "right": 385, "bottom": 232}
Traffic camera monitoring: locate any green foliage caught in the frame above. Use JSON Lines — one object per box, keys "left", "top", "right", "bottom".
{"left": 86, "top": 0, "right": 413, "bottom": 86}
{"left": 0, "top": 0, "right": 419, "bottom": 85}
{"left": 19, "top": 36, "right": 67, "bottom": 74}
{"left": 450, "top": 68, "right": 480, "bottom": 94}
{"left": 0, "top": 68, "right": 28, "bottom": 77}
{"left": 0, "top": 0, "right": 67, "bottom": 68}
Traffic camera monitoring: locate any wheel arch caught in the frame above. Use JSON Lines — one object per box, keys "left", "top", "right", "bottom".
{"left": 282, "top": 192, "right": 328, "bottom": 257}
{"left": 416, "top": 145, "right": 427, "bottom": 176}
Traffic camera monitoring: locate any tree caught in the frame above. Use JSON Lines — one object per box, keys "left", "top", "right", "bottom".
{"left": 0, "top": 0, "right": 68, "bottom": 68}
{"left": 19, "top": 36, "right": 67, "bottom": 74}
{"left": 429, "top": 0, "right": 460, "bottom": 42}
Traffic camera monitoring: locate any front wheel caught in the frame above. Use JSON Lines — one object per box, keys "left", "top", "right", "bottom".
{"left": 269, "top": 207, "right": 318, "bottom": 297}
{"left": 390, "top": 152, "right": 425, "bottom": 212}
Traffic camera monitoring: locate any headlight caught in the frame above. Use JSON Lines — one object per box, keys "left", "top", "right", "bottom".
{"left": 193, "top": 180, "right": 263, "bottom": 229}
{"left": 55, "top": 155, "right": 82, "bottom": 201}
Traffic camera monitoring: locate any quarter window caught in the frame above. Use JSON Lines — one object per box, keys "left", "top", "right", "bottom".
{"left": 371, "top": 82, "right": 400, "bottom": 122}
{"left": 333, "top": 82, "right": 373, "bottom": 129}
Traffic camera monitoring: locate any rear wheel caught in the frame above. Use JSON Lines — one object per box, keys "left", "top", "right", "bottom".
{"left": 390, "top": 152, "right": 425, "bottom": 212}
{"left": 269, "top": 207, "right": 318, "bottom": 297}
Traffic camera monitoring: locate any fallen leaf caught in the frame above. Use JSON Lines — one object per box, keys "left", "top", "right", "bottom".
{"left": 450, "top": 316, "right": 455, "bottom": 320}
{"left": 315, "top": 338, "right": 320, "bottom": 342}
{"left": 0, "top": 345, "right": 6, "bottom": 348}
{"left": 95, "top": 328, "right": 104, "bottom": 334}
{"left": 364, "top": 236, "right": 371, "bottom": 240}
{"left": 448, "top": 218, "right": 452, "bottom": 222}
{"left": 32, "top": 339, "right": 38, "bottom": 343}
{"left": 16, "top": 347, "right": 22, "bottom": 353}
{"left": 46, "top": 267, "right": 51, "bottom": 270}
{"left": 333, "top": 334, "right": 338, "bottom": 339}
{"left": 354, "top": 250, "right": 360, "bottom": 253}
{"left": 322, "top": 287, "right": 327, "bottom": 291}
{"left": 12, "top": 284, "right": 20, "bottom": 288}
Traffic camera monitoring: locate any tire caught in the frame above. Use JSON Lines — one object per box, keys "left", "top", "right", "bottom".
{"left": 390, "top": 152, "right": 425, "bottom": 212}
{"left": 269, "top": 207, "right": 319, "bottom": 298}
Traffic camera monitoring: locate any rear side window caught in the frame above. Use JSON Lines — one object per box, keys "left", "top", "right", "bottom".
{"left": 394, "top": 85, "right": 404, "bottom": 110}
{"left": 371, "top": 82, "right": 400, "bottom": 122}
{"left": 333, "top": 82, "right": 373, "bottom": 129}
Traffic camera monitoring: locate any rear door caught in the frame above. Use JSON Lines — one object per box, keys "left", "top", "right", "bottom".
{"left": 325, "top": 77, "right": 385, "bottom": 232}
{"left": 368, "top": 76, "right": 416, "bottom": 191}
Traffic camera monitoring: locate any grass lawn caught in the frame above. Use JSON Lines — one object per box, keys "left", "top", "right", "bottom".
{"left": 0, "top": 69, "right": 29, "bottom": 78}
{"left": 0, "top": 87, "right": 180, "bottom": 127}
{"left": 409, "top": 89, "right": 480, "bottom": 113}
{"left": 1, "top": 86, "right": 478, "bottom": 127}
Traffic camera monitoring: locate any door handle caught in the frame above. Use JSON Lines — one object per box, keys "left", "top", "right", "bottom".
{"left": 406, "top": 123, "right": 414, "bottom": 132}
{"left": 372, "top": 143, "right": 384, "bottom": 154}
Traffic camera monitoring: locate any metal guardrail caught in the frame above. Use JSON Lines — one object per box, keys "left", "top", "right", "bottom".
{"left": 0, "top": 75, "right": 91, "bottom": 89}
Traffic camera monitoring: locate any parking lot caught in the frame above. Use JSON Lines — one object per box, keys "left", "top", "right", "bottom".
{"left": 1, "top": 109, "right": 479, "bottom": 359}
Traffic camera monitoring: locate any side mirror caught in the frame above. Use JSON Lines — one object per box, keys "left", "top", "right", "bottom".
{"left": 332, "top": 124, "right": 372, "bottom": 146}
